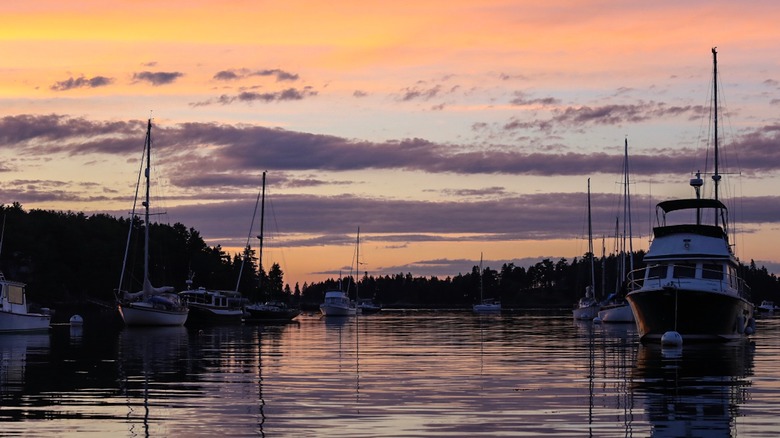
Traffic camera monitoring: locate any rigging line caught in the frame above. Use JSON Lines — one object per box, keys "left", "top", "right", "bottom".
{"left": 236, "top": 179, "right": 263, "bottom": 293}
{"left": 117, "top": 128, "right": 147, "bottom": 296}
{"left": 264, "top": 187, "right": 290, "bottom": 283}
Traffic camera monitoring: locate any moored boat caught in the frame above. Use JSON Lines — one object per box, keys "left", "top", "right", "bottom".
{"left": 473, "top": 299, "right": 501, "bottom": 313}
{"left": 473, "top": 253, "right": 501, "bottom": 313}
{"left": 0, "top": 272, "right": 51, "bottom": 332}
{"left": 179, "top": 288, "right": 244, "bottom": 324}
{"left": 626, "top": 49, "right": 754, "bottom": 342}
{"left": 116, "top": 119, "right": 188, "bottom": 327}
{"left": 245, "top": 300, "right": 300, "bottom": 322}
{"left": 596, "top": 139, "right": 635, "bottom": 325}
{"left": 597, "top": 300, "right": 634, "bottom": 323}
{"left": 757, "top": 300, "right": 778, "bottom": 313}
{"left": 357, "top": 298, "right": 382, "bottom": 314}
{"left": 573, "top": 179, "right": 599, "bottom": 320}
{"left": 240, "top": 172, "right": 301, "bottom": 322}
{"left": 320, "top": 290, "right": 357, "bottom": 316}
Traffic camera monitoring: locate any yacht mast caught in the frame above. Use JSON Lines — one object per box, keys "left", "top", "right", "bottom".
{"left": 712, "top": 47, "right": 722, "bottom": 226}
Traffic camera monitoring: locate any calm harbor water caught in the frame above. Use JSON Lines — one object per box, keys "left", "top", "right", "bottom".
{"left": 2, "top": 310, "right": 780, "bottom": 437}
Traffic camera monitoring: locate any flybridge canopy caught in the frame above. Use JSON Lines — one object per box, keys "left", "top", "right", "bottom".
{"left": 655, "top": 198, "right": 729, "bottom": 232}
{"left": 657, "top": 198, "right": 727, "bottom": 213}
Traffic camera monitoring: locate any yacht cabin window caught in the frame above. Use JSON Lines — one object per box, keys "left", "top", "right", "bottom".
{"left": 672, "top": 263, "right": 696, "bottom": 279}
{"left": 702, "top": 263, "right": 724, "bottom": 280}
{"left": 647, "top": 264, "right": 668, "bottom": 280}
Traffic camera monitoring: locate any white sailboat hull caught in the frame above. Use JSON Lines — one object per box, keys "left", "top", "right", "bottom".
{"left": 597, "top": 304, "right": 635, "bottom": 323}
{"left": 473, "top": 302, "right": 501, "bottom": 313}
{"left": 573, "top": 305, "right": 599, "bottom": 321}
{"left": 119, "top": 302, "right": 188, "bottom": 326}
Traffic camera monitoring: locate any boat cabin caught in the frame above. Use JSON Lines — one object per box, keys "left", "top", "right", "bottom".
{"left": 0, "top": 276, "right": 30, "bottom": 314}
{"left": 632, "top": 260, "right": 749, "bottom": 299}
{"left": 180, "top": 288, "right": 243, "bottom": 309}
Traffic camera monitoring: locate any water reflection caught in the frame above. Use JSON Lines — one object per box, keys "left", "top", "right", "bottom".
{"left": 0, "top": 312, "right": 774, "bottom": 436}
{"left": 0, "top": 333, "right": 50, "bottom": 399}
{"left": 117, "top": 326, "right": 191, "bottom": 437}
{"left": 633, "top": 341, "right": 755, "bottom": 437}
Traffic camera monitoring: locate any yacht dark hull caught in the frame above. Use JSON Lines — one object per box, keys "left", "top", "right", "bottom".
{"left": 185, "top": 304, "right": 243, "bottom": 325}
{"left": 244, "top": 307, "right": 300, "bottom": 322}
{"left": 627, "top": 288, "right": 753, "bottom": 342}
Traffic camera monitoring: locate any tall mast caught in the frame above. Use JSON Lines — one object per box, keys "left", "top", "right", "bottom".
{"left": 258, "top": 171, "right": 266, "bottom": 293}
{"left": 143, "top": 119, "right": 152, "bottom": 287}
{"left": 479, "top": 252, "right": 484, "bottom": 302}
{"left": 712, "top": 47, "right": 722, "bottom": 226}
{"left": 623, "top": 138, "right": 634, "bottom": 284}
{"left": 587, "top": 178, "right": 595, "bottom": 298}
{"left": 356, "top": 227, "right": 360, "bottom": 303}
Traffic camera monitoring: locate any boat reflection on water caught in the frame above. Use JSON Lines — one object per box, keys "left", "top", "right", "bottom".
{"left": 633, "top": 341, "right": 754, "bottom": 437}
{"left": 117, "top": 326, "right": 191, "bottom": 436}
{"left": 0, "top": 333, "right": 50, "bottom": 399}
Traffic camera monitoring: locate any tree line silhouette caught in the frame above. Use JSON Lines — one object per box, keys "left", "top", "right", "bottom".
{"left": 2, "top": 203, "right": 778, "bottom": 318}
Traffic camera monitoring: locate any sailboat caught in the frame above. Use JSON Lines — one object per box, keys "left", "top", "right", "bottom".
{"left": 116, "top": 119, "right": 189, "bottom": 327}
{"left": 473, "top": 253, "right": 501, "bottom": 313}
{"left": 244, "top": 172, "right": 300, "bottom": 322}
{"left": 573, "top": 179, "right": 599, "bottom": 320}
{"left": 320, "top": 229, "right": 360, "bottom": 317}
{"left": 626, "top": 48, "right": 755, "bottom": 342}
{"left": 597, "top": 139, "right": 635, "bottom": 324}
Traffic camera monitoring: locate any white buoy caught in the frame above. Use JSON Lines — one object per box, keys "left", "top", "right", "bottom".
{"left": 661, "top": 330, "right": 683, "bottom": 347}
{"left": 69, "top": 314, "right": 84, "bottom": 326}
{"left": 745, "top": 318, "right": 756, "bottom": 335}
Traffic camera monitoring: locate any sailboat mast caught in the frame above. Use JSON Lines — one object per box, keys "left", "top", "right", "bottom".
{"left": 712, "top": 47, "right": 722, "bottom": 228}
{"left": 623, "top": 138, "right": 634, "bottom": 283}
{"left": 356, "top": 227, "right": 360, "bottom": 303}
{"left": 479, "top": 252, "right": 484, "bottom": 302}
{"left": 587, "top": 178, "right": 595, "bottom": 298}
{"left": 143, "top": 119, "right": 152, "bottom": 286}
{"left": 258, "top": 171, "right": 266, "bottom": 292}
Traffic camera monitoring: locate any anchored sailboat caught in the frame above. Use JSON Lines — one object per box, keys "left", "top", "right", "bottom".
{"left": 244, "top": 172, "right": 300, "bottom": 322}
{"left": 573, "top": 179, "right": 599, "bottom": 320}
{"left": 116, "top": 119, "right": 188, "bottom": 326}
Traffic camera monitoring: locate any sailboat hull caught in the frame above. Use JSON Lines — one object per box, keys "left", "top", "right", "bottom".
{"left": 473, "top": 302, "right": 501, "bottom": 313}
{"left": 627, "top": 289, "right": 753, "bottom": 342}
{"left": 119, "top": 302, "right": 188, "bottom": 326}
{"left": 573, "top": 305, "right": 599, "bottom": 321}
{"left": 597, "top": 304, "right": 635, "bottom": 323}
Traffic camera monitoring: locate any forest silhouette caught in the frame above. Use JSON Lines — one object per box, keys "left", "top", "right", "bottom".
{"left": 2, "top": 202, "right": 778, "bottom": 322}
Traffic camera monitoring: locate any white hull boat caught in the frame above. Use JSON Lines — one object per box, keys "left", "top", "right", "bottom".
{"left": 320, "top": 290, "right": 357, "bottom": 316}
{"left": 627, "top": 49, "right": 754, "bottom": 343}
{"left": 116, "top": 119, "right": 188, "bottom": 327}
{"left": 597, "top": 303, "right": 635, "bottom": 323}
{"left": 119, "top": 296, "right": 189, "bottom": 326}
{"left": 473, "top": 300, "right": 502, "bottom": 313}
{"left": 0, "top": 274, "right": 51, "bottom": 332}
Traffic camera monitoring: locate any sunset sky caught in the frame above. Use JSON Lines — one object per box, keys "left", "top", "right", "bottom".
{"left": 2, "top": 1, "right": 780, "bottom": 288}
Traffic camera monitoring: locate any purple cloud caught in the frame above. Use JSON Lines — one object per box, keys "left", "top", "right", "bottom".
{"left": 50, "top": 76, "right": 114, "bottom": 91}
{"left": 132, "top": 71, "right": 184, "bottom": 86}
{"left": 213, "top": 68, "right": 300, "bottom": 82}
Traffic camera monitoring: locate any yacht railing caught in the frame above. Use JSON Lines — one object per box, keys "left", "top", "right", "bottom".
{"left": 627, "top": 264, "right": 751, "bottom": 301}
